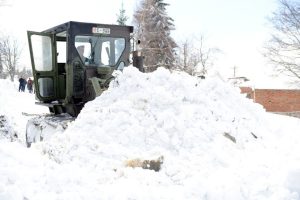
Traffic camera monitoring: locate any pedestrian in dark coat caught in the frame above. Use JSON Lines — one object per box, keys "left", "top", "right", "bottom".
{"left": 18, "top": 77, "right": 27, "bottom": 92}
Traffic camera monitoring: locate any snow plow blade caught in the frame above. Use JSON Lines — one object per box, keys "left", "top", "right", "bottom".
{"left": 26, "top": 114, "right": 74, "bottom": 147}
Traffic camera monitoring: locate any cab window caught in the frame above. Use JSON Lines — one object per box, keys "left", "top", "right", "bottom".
{"left": 75, "top": 35, "right": 125, "bottom": 66}
{"left": 31, "top": 35, "right": 53, "bottom": 71}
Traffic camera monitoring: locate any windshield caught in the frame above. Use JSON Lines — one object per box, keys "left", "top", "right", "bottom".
{"left": 75, "top": 35, "right": 125, "bottom": 66}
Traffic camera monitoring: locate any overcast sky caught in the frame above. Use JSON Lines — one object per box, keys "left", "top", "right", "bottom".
{"left": 1, "top": 0, "right": 288, "bottom": 88}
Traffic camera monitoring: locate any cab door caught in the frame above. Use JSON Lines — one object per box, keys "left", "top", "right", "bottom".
{"left": 27, "top": 31, "right": 58, "bottom": 102}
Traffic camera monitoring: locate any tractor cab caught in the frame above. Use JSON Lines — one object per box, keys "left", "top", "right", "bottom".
{"left": 27, "top": 21, "right": 142, "bottom": 116}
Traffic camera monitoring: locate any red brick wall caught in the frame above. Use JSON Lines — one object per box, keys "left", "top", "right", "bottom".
{"left": 240, "top": 87, "right": 254, "bottom": 99}
{"left": 240, "top": 88, "right": 300, "bottom": 112}
{"left": 254, "top": 89, "right": 300, "bottom": 112}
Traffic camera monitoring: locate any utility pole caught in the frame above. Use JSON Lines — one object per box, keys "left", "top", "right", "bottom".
{"left": 233, "top": 65, "right": 237, "bottom": 78}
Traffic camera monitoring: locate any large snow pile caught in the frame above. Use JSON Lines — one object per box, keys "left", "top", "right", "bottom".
{"left": 1, "top": 67, "right": 300, "bottom": 199}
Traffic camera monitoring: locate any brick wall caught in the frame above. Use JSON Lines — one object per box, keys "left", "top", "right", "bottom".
{"left": 240, "top": 88, "right": 300, "bottom": 112}
{"left": 240, "top": 87, "right": 254, "bottom": 99}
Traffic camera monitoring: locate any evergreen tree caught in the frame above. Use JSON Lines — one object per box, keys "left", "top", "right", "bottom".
{"left": 134, "top": 0, "right": 177, "bottom": 72}
{"left": 116, "top": 1, "right": 129, "bottom": 25}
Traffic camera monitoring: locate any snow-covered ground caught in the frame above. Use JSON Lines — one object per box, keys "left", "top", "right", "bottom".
{"left": 1, "top": 67, "right": 300, "bottom": 200}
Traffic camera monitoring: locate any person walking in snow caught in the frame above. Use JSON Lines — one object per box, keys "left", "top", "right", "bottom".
{"left": 18, "top": 77, "right": 27, "bottom": 92}
{"left": 27, "top": 78, "right": 33, "bottom": 93}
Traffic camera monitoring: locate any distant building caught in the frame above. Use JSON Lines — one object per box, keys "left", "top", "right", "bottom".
{"left": 240, "top": 87, "right": 300, "bottom": 118}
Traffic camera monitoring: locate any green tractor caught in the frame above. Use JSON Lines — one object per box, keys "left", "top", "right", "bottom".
{"left": 28, "top": 21, "right": 143, "bottom": 117}
{"left": 26, "top": 21, "right": 143, "bottom": 147}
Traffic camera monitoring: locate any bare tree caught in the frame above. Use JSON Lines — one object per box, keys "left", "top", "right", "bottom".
{"left": 194, "top": 36, "right": 220, "bottom": 75}
{"left": 178, "top": 35, "right": 220, "bottom": 76}
{"left": 15, "top": 67, "right": 32, "bottom": 79}
{"left": 0, "top": 53, "right": 5, "bottom": 79}
{"left": 179, "top": 39, "right": 192, "bottom": 73}
{"left": 0, "top": 54, "right": 3, "bottom": 73}
{"left": 264, "top": 0, "right": 300, "bottom": 80}
{"left": 0, "top": 36, "right": 22, "bottom": 81}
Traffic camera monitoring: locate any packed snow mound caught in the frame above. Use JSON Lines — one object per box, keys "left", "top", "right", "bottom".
{"left": 1, "top": 69, "right": 300, "bottom": 199}
{"left": 45, "top": 67, "right": 267, "bottom": 152}
{"left": 35, "top": 67, "right": 300, "bottom": 199}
